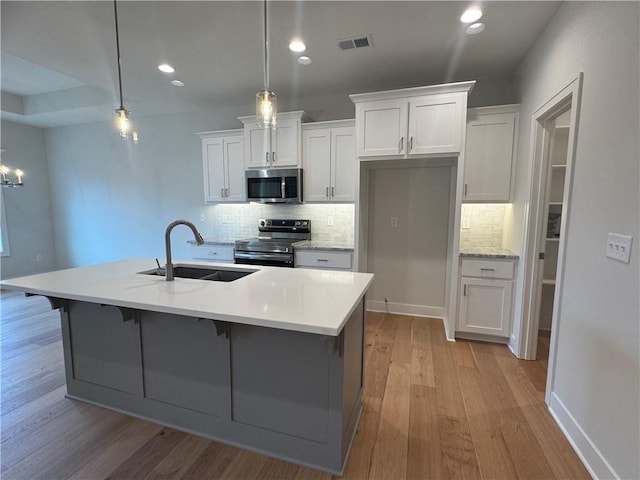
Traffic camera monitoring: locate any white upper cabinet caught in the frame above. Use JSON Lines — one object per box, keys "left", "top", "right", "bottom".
{"left": 350, "top": 83, "right": 474, "bottom": 160}
{"left": 408, "top": 95, "right": 464, "bottom": 156}
{"left": 463, "top": 105, "right": 519, "bottom": 203}
{"left": 198, "top": 130, "right": 245, "bottom": 203}
{"left": 303, "top": 120, "right": 356, "bottom": 203}
{"left": 355, "top": 99, "right": 408, "bottom": 157}
{"left": 239, "top": 111, "right": 310, "bottom": 169}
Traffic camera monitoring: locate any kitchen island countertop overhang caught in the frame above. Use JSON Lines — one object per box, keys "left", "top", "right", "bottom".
{"left": 0, "top": 257, "right": 374, "bottom": 336}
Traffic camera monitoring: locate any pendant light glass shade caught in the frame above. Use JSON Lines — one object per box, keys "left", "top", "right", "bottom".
{"left": 256, "top": 90, "right": 277, "bottom": 128}
{"left": 256, "top": 0, "right": 276, "bottom": 128}
{"left": 115, "top": 108, "right": 131, "bottom": 137}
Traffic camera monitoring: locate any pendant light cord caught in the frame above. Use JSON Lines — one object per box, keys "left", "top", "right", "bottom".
{"left": 263, "top": 0, "right": 269, "bottom": 91}
{"left": 114, "top": 0, "right": 125, "bottom": 110}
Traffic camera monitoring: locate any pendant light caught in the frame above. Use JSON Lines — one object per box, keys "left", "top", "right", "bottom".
{"left": 113, "top": 0, "right": 138, "bottom": 143}
{"left": 256, "top": 0, "right": 276, "bottom": 128}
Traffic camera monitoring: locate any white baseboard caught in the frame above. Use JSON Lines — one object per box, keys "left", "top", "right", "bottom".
{"left": 548, "top": 392, "right": 619, "bottom": 480}
{"left": 366, "top": 300, "right": 444, "bottom": 319}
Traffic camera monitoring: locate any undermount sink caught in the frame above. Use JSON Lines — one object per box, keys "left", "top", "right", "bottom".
{"left": 139, "top": 264, "right": 256, "bottom": 282}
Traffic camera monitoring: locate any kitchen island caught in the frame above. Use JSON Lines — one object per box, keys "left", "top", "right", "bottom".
{"left": 1, "top": 258, "right": 374, "bottom": 475}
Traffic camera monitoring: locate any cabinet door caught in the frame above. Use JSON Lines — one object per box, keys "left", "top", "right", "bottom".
{"left": 303, "top": 128, "right": 331, "bottom": 202}
{"left": 224, "top": 135, "right": 246, "bottom": 202}
{"left": 203, "top": 137, "right": 226, "bottom": 203}
{"left": 68, "top": 302, "right": 143, "bottom": 394}
{"left": 190, "top": 244, "right": 235, "bottom": 262}
{"left": 230, "top": 324, "right": 332, "bottom": 442}
{"left": 295, "top": 250, "right": 353, "bottom": 270}
{"left": 331, "top": 127, "right": 356, "bottom": 202}
{"left": 245, "top": 124, "right": 271, "bottom": 169}
{"left": 464, "top": 113, "right": 516, "bottom": 202}
{"left": 408, "top": 94, "right": 463, "bottom": 156}
{"left": 141, "top": 312, "right": 230, "bottom": 417}
{"left": 356, "top": 99, "right": 407, "bottom": 157}
{"left": 458, "top": 277, "right": 513, "bottom": 337}
{"left": 272, "top": 118, "right": 300, "bottom": 168}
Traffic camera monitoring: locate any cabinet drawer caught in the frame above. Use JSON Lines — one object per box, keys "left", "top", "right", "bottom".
{"left": 191, "top": 245, "right": 234, "bottom": 262}
{"left": 295, "top": 251, "right": 352, "bottom": 270}
{"left": 461, "top": 259, "right": 514, "bottom": 279}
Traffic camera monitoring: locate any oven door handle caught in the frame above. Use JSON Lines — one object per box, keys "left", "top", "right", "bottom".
{"left": 234, "top": 252, "right": 293, "bottom": 262}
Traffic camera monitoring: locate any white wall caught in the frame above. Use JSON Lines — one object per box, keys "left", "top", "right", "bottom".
{"left": 0, "top": 120, "right": 56, "bottom": 279}
{"left": 512, "top": 2, "right": 639, "bottom": 478}
{"left": 367, "top": 167, "right": 450, "bottom": 316}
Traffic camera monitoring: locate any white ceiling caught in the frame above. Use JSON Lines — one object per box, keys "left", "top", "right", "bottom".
{"left": 1, "top": 1, "right": 561, "bottom": 128}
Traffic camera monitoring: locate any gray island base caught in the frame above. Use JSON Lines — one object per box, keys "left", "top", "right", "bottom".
{"left": 53, "top": 296, "right": 365, "bottom": 475}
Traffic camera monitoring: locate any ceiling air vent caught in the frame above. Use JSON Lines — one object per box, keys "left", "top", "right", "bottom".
{"left": 338, "top": 34, "right": 372, "bottom": 51}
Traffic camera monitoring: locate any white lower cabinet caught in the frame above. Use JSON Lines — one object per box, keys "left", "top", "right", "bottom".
{"left": 457, "top": 258, "right": 515, "bottom": 337}
{"left": 190, "top": 244, "right": 234, "bottom": 263}
{"left": 295, "top": 250, "right": 353, "bottom": 271}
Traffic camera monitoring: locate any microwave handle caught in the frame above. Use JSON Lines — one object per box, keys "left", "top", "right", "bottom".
{"left": 281, "top": 176, "right": 286, "bottom": 198}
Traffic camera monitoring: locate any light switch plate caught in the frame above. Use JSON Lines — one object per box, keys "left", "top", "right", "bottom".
{"left": 606, "top": 233, "right": 633, "bottom": 263}
{"left": 200, "top": 213, "right": 206, "bottom": 222}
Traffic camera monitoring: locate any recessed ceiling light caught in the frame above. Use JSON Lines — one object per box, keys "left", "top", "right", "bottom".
{"left": 158, "top": 63, "right": 175, "bottom": 73}
{"left": 289, "top": 39, "right": 306, "bottom": 53}
{"left": 170, "top": 80, "right": 184, "bottom": 87}
{"left": 297, "top": 56, "right": 312, "bottom": 65}
{"left": 465, "top": 22, "right": 486, "bottom": 35}
{"left": 460, "top": 6, "right": 483, "bottom": 24}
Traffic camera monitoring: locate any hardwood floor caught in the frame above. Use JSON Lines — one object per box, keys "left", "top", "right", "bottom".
{"left": 0, "top": 291, "right": 589, "bottom": 479}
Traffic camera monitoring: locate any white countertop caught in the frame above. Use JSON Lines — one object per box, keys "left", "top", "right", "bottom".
{"left": 0, "top": 258, "right": 374, "bottom": 336}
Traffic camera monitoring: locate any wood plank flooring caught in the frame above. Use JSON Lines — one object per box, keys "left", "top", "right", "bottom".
{"left": 0, "top": 291, "right": 590, "bottom": 479}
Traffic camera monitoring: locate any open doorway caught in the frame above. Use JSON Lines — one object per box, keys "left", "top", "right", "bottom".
{"left": 519, "top": 74, "right": 583, "bottom": 402}
{"left": 537, "top": 108, "right": 571, "bottom": 355}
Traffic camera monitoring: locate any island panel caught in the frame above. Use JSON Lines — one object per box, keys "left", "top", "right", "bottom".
{"left": 56, "top": 296, "right": 366, "bottom": 475}
{"left": 140, "top": 311, "right": 231, "bottom": 417}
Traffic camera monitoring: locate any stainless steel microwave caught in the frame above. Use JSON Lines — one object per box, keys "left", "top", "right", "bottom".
{"left": 246, "top": 168, "right": 303, "bottom": 204}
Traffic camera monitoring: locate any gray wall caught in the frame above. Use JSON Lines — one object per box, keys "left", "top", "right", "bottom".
{"left": 509, "top": 2, "right": 639, "bottom": 478}
{"left": 0, "top": 120, "right": 55, "bottom": 279}
{"left": 367, "top": 167, "right": 451, "bottom": 312}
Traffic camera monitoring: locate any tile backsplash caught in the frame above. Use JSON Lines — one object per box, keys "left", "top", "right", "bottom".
{"left": 460, "top": 204, "right": 508, "bottom": 250}
{"left": 203, "top": 203, "right": 355, "bottom": 244}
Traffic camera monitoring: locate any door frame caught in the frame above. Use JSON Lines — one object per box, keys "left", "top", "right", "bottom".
{"left": 518, "top": 73, "right": 583, "bottom": 401}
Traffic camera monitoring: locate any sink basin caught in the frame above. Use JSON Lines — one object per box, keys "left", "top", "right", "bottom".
{"left": 139, "top": 264, "right": 256, "bottom": 282}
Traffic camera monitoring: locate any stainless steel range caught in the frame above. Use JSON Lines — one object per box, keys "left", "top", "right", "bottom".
{"left": 234, "top": 219, "right": 311, "bottom": 267}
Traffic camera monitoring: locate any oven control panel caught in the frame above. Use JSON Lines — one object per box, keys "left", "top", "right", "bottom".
{"left": 259, "top": 219, "right": 310, "bottom": 231}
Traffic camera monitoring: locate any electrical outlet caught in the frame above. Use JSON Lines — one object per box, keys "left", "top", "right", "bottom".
{"left": 606, "top": 233, "right": 633, "bottom": 263}
{"left": 36, "top": 254, "right": 43, "bottom": 262}
{"left": 390, "top": 217, "right": 398, "bottom": 228}
{"left": 200, "top": 213, "right": 206, "bottom": 222}
{"left": 462, "top": 217, "right": 471, "bottom": 229}
{"left": 222, "top": 214, "right": 229, "bottom": 224}
{"left": 327, "top": 216, "right": 334, "bottom": 226}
